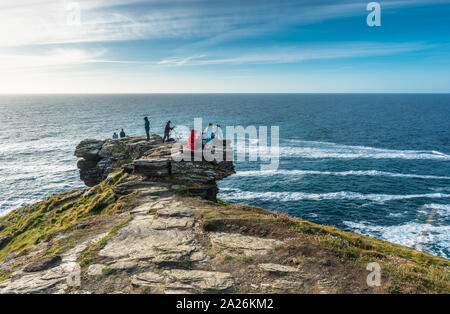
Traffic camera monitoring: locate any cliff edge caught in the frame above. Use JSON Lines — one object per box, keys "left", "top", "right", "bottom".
{"left": 0, "top": 136, "right": 448, "bottom": 294}
{"left": 74, "top": 134, "right": 234, "bottom": 201}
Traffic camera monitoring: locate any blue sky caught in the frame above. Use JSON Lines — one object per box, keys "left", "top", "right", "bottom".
{"left": 0, "top": 0, "right": 449, "bottom": 93}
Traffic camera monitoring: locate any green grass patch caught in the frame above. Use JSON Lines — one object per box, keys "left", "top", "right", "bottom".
{"left": 78, "top": 215, "right": 133, "bottom": 267}
{"left": 241, "top": 256, "right": 253, "bottom": 264}
{"left": 217, "top": 199, "right": 231, "bottom": 207}
{"left": 0, "top": 170, "right": 131, "bottom": 262}
{"left": 201, "top": 203, "right": 450, "bottom": 293}
{"left": 176, "top": 260, "right": 193, "bottom": 270}
{"left": 0, "top": 269, "right": 13, "bottom": 283}
{"left": 222, "top": 255, "right": 234, "bottom": 264}
{"left": 101, "top": 267, "right": 116, "bottom": 276}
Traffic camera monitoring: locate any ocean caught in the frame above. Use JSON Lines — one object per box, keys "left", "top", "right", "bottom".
{"left": 0, "top": 94, "right": 449, "bottom": 258}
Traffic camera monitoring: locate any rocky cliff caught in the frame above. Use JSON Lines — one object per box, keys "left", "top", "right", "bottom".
{"left": 0, "top": 137, "right": 448, "bottom": 294}
{"left": 74, "top": 135, "right": 234, "bottom": 201}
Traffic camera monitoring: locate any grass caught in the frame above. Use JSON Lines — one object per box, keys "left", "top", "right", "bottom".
{"left": 44, "top": 231, "right": 85, "bottom": 257}
{"left": 201, "top": 201, "right": 450, "bottom": 294}
{"left": 0, "top": 170, "right": 130, "bottom": 262}
{"left": 176, "top": 260, "right": 193, "bottom": 270}
{"left": 241, "top": 256, "right": 253, "bottom": 264}
{"left": 222, "top": 255, "right": 234, "bottom": 264}
{"left": 0, "top": 270, "right": 12, "bottom": 283}
{"left": 101, "top": 267, "right": 116, "bottom": 276}
{"left": 217, "top": 199, "right": 231, "bottom": 207}
{"left": 78, "top": 215, "right": 133, "bottom": 267}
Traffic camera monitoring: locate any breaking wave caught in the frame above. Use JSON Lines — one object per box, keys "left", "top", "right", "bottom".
{"left": 234, "top": 169, "right": 450, "bottom": 180}
{"left": 236, "top": 139, "right": 450, "bottom": 160}
{"left": 220, "top": 188, "right": 450, "bottom": 203}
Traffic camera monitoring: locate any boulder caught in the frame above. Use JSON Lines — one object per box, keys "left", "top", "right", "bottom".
{"left": 23, "top": 256, "right": 62, "bottom": 272}
{"left": 74, "top": 139, "right": 104, "bottom": 160}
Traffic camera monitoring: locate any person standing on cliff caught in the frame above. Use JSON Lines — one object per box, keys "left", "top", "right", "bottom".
{"left": 144, "top": 117, "right": 150, "bottom": 141}
{"left": 215, "top": 124, "right": 223, "bottom": 140}
{"left": 163, "top": 120, "right": 174, "bottom": 143}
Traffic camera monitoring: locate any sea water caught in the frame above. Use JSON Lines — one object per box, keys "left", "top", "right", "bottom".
{"left": 0, "top": 94, "right": 448, "bottom": 258}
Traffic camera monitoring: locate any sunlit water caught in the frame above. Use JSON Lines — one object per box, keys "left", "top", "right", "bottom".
{"left": 0, "top": 94, "right": 449, "bottom": 258}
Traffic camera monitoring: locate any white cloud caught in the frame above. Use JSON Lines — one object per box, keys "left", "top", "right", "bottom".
{"left": 157, "top": 55, "right": 206, "bottom": 65}
{"left": 1, "top": 0, "right": 446, "bottom": 47}
{"left": 157, "top": 42, "right": 432, "bottom": 66}
{"left": 0, "top": 48, "right": 107, "bottom": 70}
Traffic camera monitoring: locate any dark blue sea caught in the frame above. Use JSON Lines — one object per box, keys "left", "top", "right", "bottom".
{"left": 0, "top": 94, "right": 449, "bottom": 258}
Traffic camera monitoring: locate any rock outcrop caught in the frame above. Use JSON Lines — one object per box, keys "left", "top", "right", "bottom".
{"left": 74, "top": 135, "right": 234, "bottom": 201}
{"left": 74, "top": 135, "right": 162, "bottom": 187}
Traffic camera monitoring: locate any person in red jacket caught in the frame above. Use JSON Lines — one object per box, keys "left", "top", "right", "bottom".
{"left": 188, "top": 129, "right": 201, "bottom": 150}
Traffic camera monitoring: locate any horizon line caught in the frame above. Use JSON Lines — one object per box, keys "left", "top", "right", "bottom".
{"left": 1, "top": 92, "right": 450, "bottom": 95}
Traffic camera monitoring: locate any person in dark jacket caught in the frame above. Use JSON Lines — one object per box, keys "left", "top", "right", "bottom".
{"left": 144, "top": 117, "right": 150, "bottom": 141}
{"left": 119, "top": 129, "right": 126, "bottom": 138}
{"left": 163, "top": 120, "right": 174, "bottom": 143}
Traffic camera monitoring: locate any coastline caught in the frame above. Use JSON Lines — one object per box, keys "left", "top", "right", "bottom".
{"left": 0, "top": 136, "right": 448, "bottom": 294}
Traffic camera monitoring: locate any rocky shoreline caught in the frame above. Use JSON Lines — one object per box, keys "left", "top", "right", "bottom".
{"left": 0, "top": 136, "right": 448, "bottom": 294}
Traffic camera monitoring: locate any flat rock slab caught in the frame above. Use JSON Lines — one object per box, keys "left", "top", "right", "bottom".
{"left": 132, "top": 272, "right": 165, "bottom": 288}
{"left": 0, "top": 261, "right": 79, "bottom": 294}
{"left": 62, "top": 232, "right": 108, "bottom": 263}
{"left": 210, "top": 232, "right": 282, "bottom": 256}
{"left": 158, "top": 207, "right": 196, "bottom": 218}
{"left": 0, "top": 233, "right": 108, "bottom": 294}
{"left": 132, "top": 269, "right": 234, "bottom": 293}
{"left": 99, "top": 215, "right": 206, "bottom": 263}
{"left": 150, "top": 217, "right": 195, "bottom": 230}
{"left": 108, "top": 259, "right": 138, "bottom": 271}
{"left": 88, "top": 264, "right": 105, "bottom": 276}
{"left": 129, "top": 203, "right": 153, "bottom": 215}
{"left": 164, "top": 269, "right": 234, "bottom": 293}
{"left": 259, "top": 263, "right": 300, "bottom": 273}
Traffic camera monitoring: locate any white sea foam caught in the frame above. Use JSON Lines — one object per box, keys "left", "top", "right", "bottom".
{"left": 0, "top": 198, "right": 43, "bottom": 217}
{"left": 236, "top": 139, "right": 450, "bottom": 160}
{"left": 388, "top": 212, "right": 405, "bottom": 217}
{"left": 220, "top": 189, "right": 450, "bottom": 202}
{"left": 0, "top": 138, "right": 75, "bottom": 156}
{"left": 234, "top": 169, "right": 450, "bottom": 180}
{"left": 422, "top": 204, "right": 450, "bottom": 216}
{"left": 343, "top": 220, "right": 449, "bottom": 257}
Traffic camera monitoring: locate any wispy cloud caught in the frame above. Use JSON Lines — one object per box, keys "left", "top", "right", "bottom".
{"left": 157, "top": 42, "right": 433, "bottom": 66}
{"left": 0, "top": 48, "right": 142, "bottom": 71}
{"left": 157, "top": 55, "right": 206, "bottom": 65}
{"left": 1, "top": 0, "right": 447, "bottom": 47}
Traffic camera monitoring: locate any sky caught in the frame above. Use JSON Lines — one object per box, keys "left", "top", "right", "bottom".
{"left": 0, "top": 0, "right": 449, "bottom": 93}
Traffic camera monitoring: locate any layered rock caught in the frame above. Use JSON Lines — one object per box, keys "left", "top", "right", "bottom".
{"left": 74, "top": 135, "right": 162, "bottom": 186}
{"left": 74, "top": 135, "right": 235, "bottom": 201}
